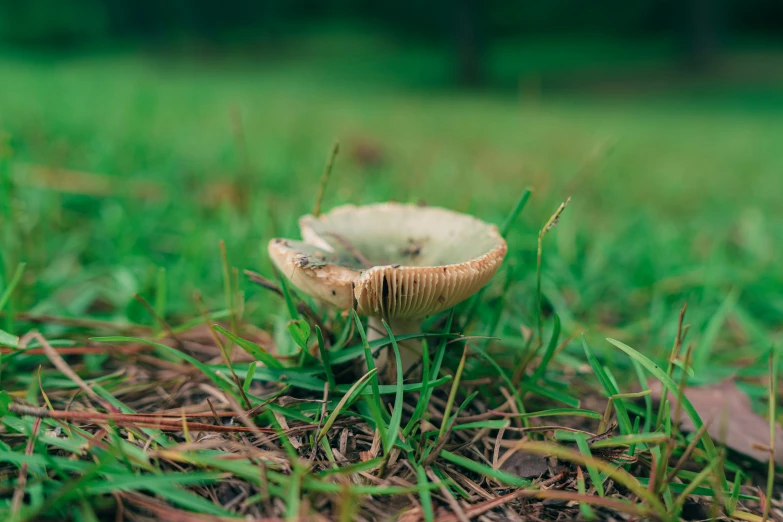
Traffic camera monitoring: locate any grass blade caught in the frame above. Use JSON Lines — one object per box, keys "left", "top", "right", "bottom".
{"left": 437, "top": 342, "right": 469, "bottom": 441}
{"left": 382, "top": 320, "right": 404, "bottom": 452}
{"left": 582, "top": 335, "right": 632, "bottom": 434}
{"left": 212, "top": 325, "right": 283, "bottom": 369}
{"left": 500, "top": 188, "right": 533, "bottom": 237}
{"left": 154, "top": 267, "right": 166, "bottom": 335}
{"left": 576, "top": 466, "right": 596, "bottom": 520}
{"left": 470, "top": 342, "right": 528, "bottom": 419}
{"left": 404, "top": 312, "right": 453, "bottom": 437}
{"left": 316, "top": 325, "right": 336, "bottom": 390}
{"left": 461, "top": 188, "right": 531, "bottom": 329}
{"left": 328, "top": 332, "right": 453, "bottom": 365}
{"left": 351, "top": 310, "right": 388, "bottom": 449}
{"left": 242, "top": 361, "right": 257, "bottom": 393}
{"left": 606, "top": 337, "right": 728, "bottom": 495}
{"left": 574, "top": 433, "right": 605, "bottom": 496}
{"left": 414, "top": 463, "right": 434, "bottom": 522}
{"left": 352, "top": 311, "right": 382, "bottom": 413}
{"left": 529, "top": 313, "right": 561, "bottom": 383}
{"left": 514, "top": 441, "right": 667, "bottom": 517}
{"left": 439, "top": 450, "right": 530, "bottom": 488}
{"left": 691, "top": 289, "right": 738, "bottom": 373}
{"left": 0, "top": 262, "right": 25, "bottom": 332}
{"left": 317, "top": 368, "right": 376, "bottom": 442}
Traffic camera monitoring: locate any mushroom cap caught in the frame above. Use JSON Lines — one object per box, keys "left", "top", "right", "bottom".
{"left": 268, "top": 202, "right": 507, "bottom": 319}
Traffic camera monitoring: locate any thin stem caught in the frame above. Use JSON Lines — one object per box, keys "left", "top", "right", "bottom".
{"left": 313, "top": 140, "right": 339, "bottom": 217}
{"left": 536, "top": 197, "right": 571, "bottom": 348}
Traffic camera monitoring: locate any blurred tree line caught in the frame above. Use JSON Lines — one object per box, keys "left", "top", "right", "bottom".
{"left": 1, "top": 0, "right": 782, "bottom": 84}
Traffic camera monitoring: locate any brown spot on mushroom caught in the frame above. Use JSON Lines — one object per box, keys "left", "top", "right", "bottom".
{"left": 401, "top": 240, "right": 422, "bottom": 258}
{"left": 294, "top": 254, "right": 310, "bottom": 268}
{"left": 437, "top": 295, "right": 445, "bottom": 304}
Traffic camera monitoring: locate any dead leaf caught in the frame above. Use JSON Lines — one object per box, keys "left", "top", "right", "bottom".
{"left": 649, "top": 379, "right": 783, "bottom": 465}
{"left": 499, "top": 448, "right": 549, "bottom": 478}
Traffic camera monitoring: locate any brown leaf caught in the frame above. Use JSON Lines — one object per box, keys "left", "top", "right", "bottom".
{"left": 499, "top": 448, "right": 549, "bottom": 478}
{"left": 649, "top": 379, "right": 783, "bottom": 465}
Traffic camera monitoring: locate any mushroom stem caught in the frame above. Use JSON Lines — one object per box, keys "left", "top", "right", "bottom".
{"left": 366, "top": 317, "right": 423, "bottom": 384}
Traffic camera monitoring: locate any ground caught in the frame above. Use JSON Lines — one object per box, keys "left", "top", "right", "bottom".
{"left": 0, "top": 31, "right": 781, "bottom": 521}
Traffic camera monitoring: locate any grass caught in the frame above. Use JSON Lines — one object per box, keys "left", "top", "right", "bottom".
{"left": 1, "top": 31, "right": 782, "bottom": 520}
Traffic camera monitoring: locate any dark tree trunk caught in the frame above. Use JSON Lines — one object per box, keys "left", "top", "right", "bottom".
{"left": 453, "top": 0, "right": 486, "bottom": 87}
{"left": 681, "top": 0, "right": 720, "bottom": 70}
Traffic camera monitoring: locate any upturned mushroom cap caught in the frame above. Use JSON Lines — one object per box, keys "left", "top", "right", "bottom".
{"left": 268, "top": 203, "right": 507, "bottom": 319}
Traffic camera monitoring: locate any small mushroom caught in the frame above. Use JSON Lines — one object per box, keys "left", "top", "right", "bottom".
{"left": 268, "top": 202, "right": 507, "bottom": 382}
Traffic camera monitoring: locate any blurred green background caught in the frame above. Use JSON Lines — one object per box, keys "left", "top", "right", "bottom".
{"left": 1, "top": 0, "right": 782, "bottom": 369}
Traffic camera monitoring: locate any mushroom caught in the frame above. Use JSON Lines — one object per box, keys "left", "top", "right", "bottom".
{"left": 268, "top": 203, "right": 507, "bottom": 382}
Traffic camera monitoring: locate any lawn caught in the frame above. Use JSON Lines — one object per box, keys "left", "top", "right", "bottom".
{"left": 1, "top": 33, "right": 782, "bottom": 520}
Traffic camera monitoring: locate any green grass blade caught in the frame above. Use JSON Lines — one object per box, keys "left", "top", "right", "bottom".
{"left": 519, "top": 408, "right": 602, "bottom": 420}
{"left": 576, "top": 466, "right": 596, "bottom": 520}
{"left": 574, "top": 433, "right": 605, "bottom": 496}
{"left": 514, "top": 441, "right": 667, "bottom": 517}
{"left": 582, "top": 335, "right": 632, "bottom": 434}
{"left": 155, "top": 266, "right": 166, "bottom": 335}
{"left": 317, "top": 457, "right": 383, "bottom": 476}
{"left": 0, "top": 262, "right": 25, "bottom": 332}
{"left": 461, "top": 189, "right": 531, "bottom": 329}
{"left": 0, "top": 328, "right": 18, "bottom": 348}
{"left": 415, "top": 463, "right": 434, "bottom": 522}
{"left": 404, "top": 312, "right": 453, "bottom": 437}
{"left": 500, "top": 188, "right": 533, "bottom": 237}
{"left": 470, "top": 342, "right": 528, "bottom": 417}
{"left": 589, "top": 432, "right": 668, "bottom": 448}
{"left": 530, "top": 313, "right": 561, "bottom": 383}
{"left": 212, "top": 325, "right": 283, "bottom": 368}
{"left": 153, "top": 486, "right": 238, "bottom": 517}
{"left": 728, "top": 470, "right": 742, "bottom": 514}
{"left": 316, "top": 325, "right": 336, "bottom": 390}
{"left": 317, "top": 368, "right": 376, "bottom": 442}
{"left": 243, "top": 361, "right": 257, "bottom": 393}
{"left": 351, "top": 311, "right": 383, "bottom": 413}
{"left": 276, "top": 271, "right": 299, "bottom": 320}
{"left": 691, "top": 288, "right": 738, "bottom": 373}
{"left": 523, "top": 380, "right": 579, "bottom": 407}
{"left": 351, "top": 310, "right": 388, "bottom": 449}
{"left": 329, "top": 332, "right": 454, "bottom": 365}
{"left": 673, "top": 456, "right": 722, "bottom": 515}
{"left": 383, "top": 320, "right": 404, "bottom": 452}
{"left": 630, "top": 357, "right": 653, "bottom": 433}
{"left": 606, "top": 337, "right": 728, "bottom": 495}
{"left": 84, "top": 471, "right": 224, "bottom": 495}
{"left": 439, "top": 450, "right": 530, "bottom": 488}
{"left": 0, "top": 262, "right": 25, "bottom": 313}
{"left": 437, "top": 343, "right": 469, "bottom": 441}
{"left": 286, "top": 467, "right": 303, "bottom": 520}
